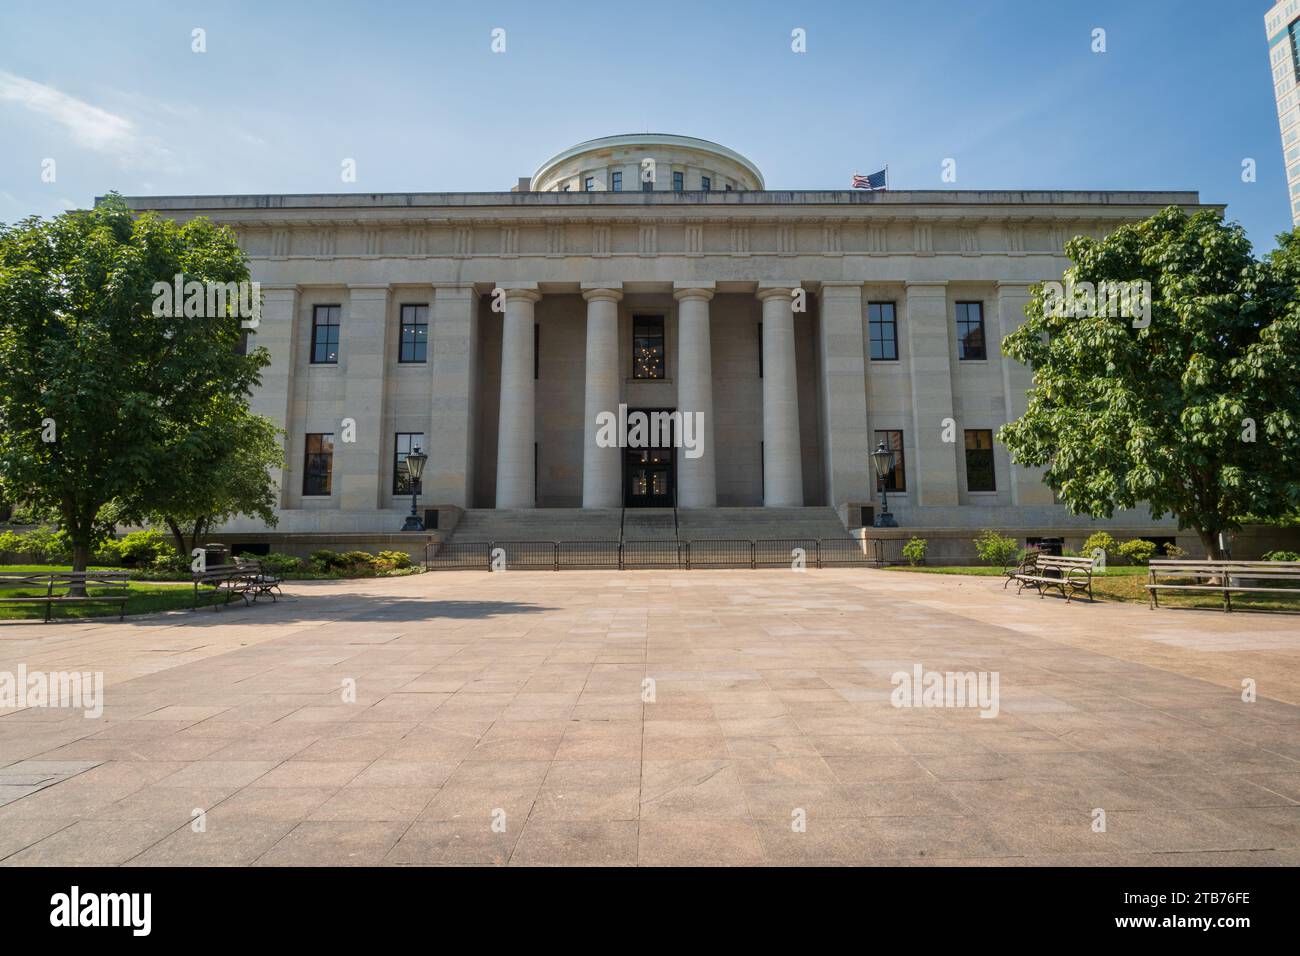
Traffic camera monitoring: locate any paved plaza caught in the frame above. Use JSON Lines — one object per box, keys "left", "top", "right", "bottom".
{"left": 1, "top": 569, "right": 1298, "bottom": 866}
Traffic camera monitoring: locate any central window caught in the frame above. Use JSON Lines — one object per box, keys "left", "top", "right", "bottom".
{"left": 398, "top": 304, "right": 428, "bottom": 363}
{"left": 303, "top": 433, "right": 334, "bottom": 496}
{"left": 393, "top": 432, "right": 424, "bottom": 495}
{"left": 868, "top": 302, "right": 898, "bottom": 361}
{"left": 311, "top": 305, "right": 341, "bottom": 364}
{"left": 611, "top": 171, "right": 622, "bottom": 192}
{"left": 632, "top": 316, "right": 665, "bottom": 379}
{"left": 956, "top": 301, "right": 987, "bottom": 361}
{"left": 873, "top": 430, "right": 906, "bottom": 491}
{"left": 964, "top": 429, "right": 996, "bottom": 492}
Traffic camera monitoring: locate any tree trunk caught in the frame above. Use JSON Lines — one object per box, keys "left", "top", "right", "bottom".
{"left": 1197, "top": 529, "right": 1224, "bottom": 561}
{"left": 165, "top": 517, "right": 187, "bottom": 563}
{"left": 68, "top": 540, "right": 90, "bottom": 597}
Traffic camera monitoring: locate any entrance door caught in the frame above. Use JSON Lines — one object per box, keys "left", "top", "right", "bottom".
{"left": 624, "top": 448, "right": 675, "bottom": 507}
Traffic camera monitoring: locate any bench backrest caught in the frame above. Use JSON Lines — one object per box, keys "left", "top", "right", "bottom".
{"left": 1036, "top": 555, "right": 1096, "bottom": 571}
{"left": 1149, "top": 560, "right": 1300, "bottom": 581}
{"left": 0, "top": 572, "right": 60, "bottom": 591}
{"left": 47, "top": 571, "right": 129, "bottom": 589}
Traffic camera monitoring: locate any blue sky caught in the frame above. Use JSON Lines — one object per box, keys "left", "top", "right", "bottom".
{"left": 0, "top": 0, "right": 1293, "bottom": 251}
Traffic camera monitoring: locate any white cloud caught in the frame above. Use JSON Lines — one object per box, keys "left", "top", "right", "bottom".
{"left": 0, "top": 70, "right": 171, "bottom": 166}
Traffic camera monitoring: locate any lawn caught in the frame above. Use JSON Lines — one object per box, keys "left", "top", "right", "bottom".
{"left": 885, "top": 563, "right": 1300, "bottom": 612}
{"left": 0, "top": 564, "right": 227, "bottom": 621}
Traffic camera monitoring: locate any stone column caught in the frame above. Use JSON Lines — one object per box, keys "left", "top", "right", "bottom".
{"left": 339, "top": 283, "right": 391, "bottom": 511}
{"left": 581, "top": 285, "right": 623, "bottom": 508}
{"left": 495, "top": 285, "right": 541, "bottom": 509}
{"left": 249, "top": 285, "right": 300, "bottom": 508}
{"left": 817, "top": 282, "right": 872, "bottom": 508}
{"left": 904, "top": 281, "right": 959, "bottom": 507}
{"left": 996, "top": 281, "right": 1053, "bottom": 506}
{"left": 757, "top": 284, "right": 804, "bottom": 507}
{"left": 674, "top": 283, "right": 717, "bottom": 508}
{"left": 424, "top": 285, "right": 478, "bottom": 506}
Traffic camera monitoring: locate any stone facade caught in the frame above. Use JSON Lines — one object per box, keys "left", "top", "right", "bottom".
{"left": 121, "top": 134, "right": 1215, "bottom": 541}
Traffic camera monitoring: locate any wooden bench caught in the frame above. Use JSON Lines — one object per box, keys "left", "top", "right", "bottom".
{"left": 1146, "top": 560, "right": 1300, "bottom": 611}
{"left": 1002, "top": 548, "right": 1041, "bottom": 589}
{"left": 0, "top": 571, "right": 130, "bottom": 623}
{"left": 1013, "top": 554, "right": 1096, "bottom": 603}
{"left": 234, "top": 558, "right": 283, "bottom": 603}
{"left": 193, "top": 560, "right": 283, "bottom": 610}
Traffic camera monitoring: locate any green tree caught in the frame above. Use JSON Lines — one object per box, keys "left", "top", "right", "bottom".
{"left": 1000, "top": 208, "right": 1300, "bottom": 559}
{"left": 0, "top": 195, "right": 269, "bottom": 582}
{"left": 138, "top": 404, "right": 283, "bottom": 559}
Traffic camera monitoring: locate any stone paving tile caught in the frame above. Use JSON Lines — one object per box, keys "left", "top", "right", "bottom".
{"left": 1, "top": 569, "right": 1298, "bottom": 865}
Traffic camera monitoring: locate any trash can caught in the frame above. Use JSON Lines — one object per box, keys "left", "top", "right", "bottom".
{"left": 1037, "top": 537, "right": 1064, "bottom": 557}
{"left": 199, "top": 543, "right": 229, "bottom": 569}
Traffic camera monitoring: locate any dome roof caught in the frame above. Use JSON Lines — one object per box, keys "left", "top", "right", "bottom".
{"left": 530, "top": 133, "right": 765, "bottom": 192}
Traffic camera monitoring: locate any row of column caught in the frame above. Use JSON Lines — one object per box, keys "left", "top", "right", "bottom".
{"left": 494, "top": 282, "right": 806, "bottom": 509}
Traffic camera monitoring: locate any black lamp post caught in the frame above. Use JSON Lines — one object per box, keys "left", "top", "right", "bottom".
{"left": 400, "top": 447, "right": 428, "bottom": 531}
{"left": 871, "top": 440, "right": 898, "bottom": 528}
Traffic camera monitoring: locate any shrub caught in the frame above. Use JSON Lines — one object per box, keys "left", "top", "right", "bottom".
{"left": 151, "top": 552, "right": 191, "bottom": 575}
{"left": 93, "top": 538, "right": 124, "bottom": 564}
{"left": 1116, "top": 538, "right": 1158, "bottom": 565}
{"left": 259, "top": 552, "right": 306, "bottom": 576}
{"left": 1163, "top": 543, "right": 1186, "bottom": 559}
{"left": 376, "top": 550, "right": 412, "bottom": 571}
{"left": 0, "top": 526, "right": 71, "bottom": 563}
{"left": 972, "top": 529, "right": 1019, "bottom": 566}
{"left": 116, "top": 529, "right": 175, "bottom": 566}
{"left": 1263, "top": 549, "right": 1300, "bottom": 562}
{"left": 1081, "top": 532, "right": 1117, "bottom": 562}
{"left": 310, "top": 549, "right": 382, "bottom": 575}
{"left": 901, "top": 537, "right": 928, "bottom": 566}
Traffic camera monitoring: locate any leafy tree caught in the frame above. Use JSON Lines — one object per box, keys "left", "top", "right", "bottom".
{"left": 0, "top": 194, "right": 269, "bottom": 583}
{"left": 137, "top": 404, "right": 282, "bottom": 559}
{"left": 1000, "top": 209, "right": 1300, "bottom": 559}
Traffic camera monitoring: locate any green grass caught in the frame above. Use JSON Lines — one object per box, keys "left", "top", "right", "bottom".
{"left": 0, "top": 565, "right": 229, "bottom": 620}
{"left": 885, "top": 563, "right": 1300, "bottom": 612}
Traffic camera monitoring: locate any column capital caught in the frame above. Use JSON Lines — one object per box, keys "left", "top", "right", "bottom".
{"left": 673, "top": 281, "right": 715, "bottom": 302}
{"left": 995, "top": 280, "right": 1034, "bottom": 292}
{"left": 581, "top": 284, "right": 623, "bottom": 303}
{"left": 260, "top": 283, "right": 300, "bottom": 297}
{"left": 756, "top": 281, "right": 800, "bottom": 302}
{"left": 904, "top": 280, "right": 949, "bottom": 290}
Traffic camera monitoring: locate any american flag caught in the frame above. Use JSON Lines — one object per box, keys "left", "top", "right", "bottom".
{"left": 853, "top": 168, "right": 888, "bottom": 190}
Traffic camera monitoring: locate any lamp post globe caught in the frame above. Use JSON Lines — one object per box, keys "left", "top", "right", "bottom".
{"left": 870, "top": 440, "right": 898, "bottom": 528}
{"left": 401, "top": 447, "right": 428, "bottom": 531}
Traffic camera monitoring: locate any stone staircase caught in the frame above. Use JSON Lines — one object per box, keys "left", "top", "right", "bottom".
{"left": 438, "top": 506, "right": 852, "bottom": 549}
{"left": 676, "top": 507, "right": 853, "bottom": 542}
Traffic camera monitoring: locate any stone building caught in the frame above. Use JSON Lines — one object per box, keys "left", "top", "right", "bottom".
{"left": 121, "top": 133, "right": 1211, "bottom": 558}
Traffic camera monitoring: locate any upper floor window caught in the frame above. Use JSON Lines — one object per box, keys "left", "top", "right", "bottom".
{"left": 964, "top": 429, "right": 996, "bottom": 492}
{"left": 873, "top": 430, "right": 906, "bottom": 491}
{"left": 955, "top": 301, "right": 987, "bottom": 361}
{"left": 303, "top": 433, "right": 334, "bottom": 496}
{"left": 311, "top": 305, "right": 341, "bottom": 364}
{"left": 868, "top": 302, "right": 898, "bottom": 361}
{"left": 399, "top": 304, "right": 428, "bottom": 363}
{"left": 701, "top": 176, "right": 711, "bottom": 192}
{"left": 632, "top": 316, "right": 665, "bottom": 379}
{"left": 1291, "top": 18, "right": 1300, "bottom": 80}
{"left": 641, "top": 177, "right": 654, "bottom": 192}
{"left": 611, "top": 171, "right": 622, "bottom": 192}
{"left": 393, "top": 432, "right": 424, "bottom": 495}
{"left": 584, "top": 176, "right": 596, "bottom": 192}
{"left": 672, "top": 171, "right": 684, "bottom": 192}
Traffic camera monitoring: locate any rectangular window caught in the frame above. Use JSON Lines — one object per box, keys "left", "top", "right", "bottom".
{"left": 873, "top": 430, "right": 906, "bottom": 492}
{"left": 701, "top": 176, "right": 711, "bottom": 192}
{"left": 1291, "top": 18, "right": 1300, "bottom": 80}
{"left": 956, "top": 301, "right": 987, "bottom": 360}
{"left": 398, "top": 304, "right": 428, "bottom": 363}
{"left": 964, "top": 429, "right": 996, "bottom": 492}
{"left": 672, "top": 171, "right": 684, "bottom": 192}
{"left": 611, "top": 171, "right": 622, "bottom": 192}
{"left": 393, "top": 432, "right": 424, "bottom": 495}
{"left": 311, "top": 305, "right": 341, "bottom": 364}
{"left": 632, "top": 316, "right": 665, "bottom": 379}
{"left": 868, "top": 302, "right": 898, "bottom": 360}
{"left": 584, "top": 176, "right": 595, "bottom": 192}
{"left": 303, "top": 433, "right": 334, "bottom": 496}
{"left": 641, "top": 177, "right": 654, "bottom": 192}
